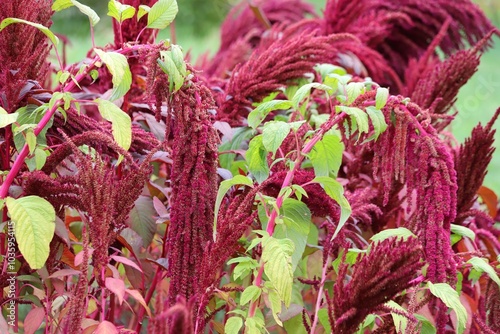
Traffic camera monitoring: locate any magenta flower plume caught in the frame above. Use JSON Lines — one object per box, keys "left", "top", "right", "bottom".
{"left": 0, "top": 0, "right": 53, "bottom": 112}
{"left": 484, "top": 278, "right": 500, "bottom": 332}
{"left": 50, "top": 107, "right": 159, "bottom": 154}
{"left": 165, "top": 81, "right": 219, "bottom": 305}
{"left": 331, "top": 237, "right": 423, "bottom": 334}
{"left": 372, "top": 97, "right": 458, "bottom": 283}
{"left": 454, "top": 108, "right": 499, "bottom": 224}
{"left": 323, "top": 0, "right": 497, "bottom": 80}
{"left": 218, "top": 31, "right": 351, "bottom": 125}
{"left": 150, "top": 296, "right": 194, "bottom": 334}
{"left": 23, "top": 131, "right": 153, "bottom": 279}
{"left": 408, "top": 33, "right": 495, "bottom": 130}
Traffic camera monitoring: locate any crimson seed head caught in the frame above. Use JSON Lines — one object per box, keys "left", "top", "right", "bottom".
{"left": 332, "top": 237, "right": 423, "bottom": 334}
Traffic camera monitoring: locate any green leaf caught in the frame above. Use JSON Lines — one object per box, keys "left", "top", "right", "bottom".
{"left": 336, "top": 106, "right": 369, "bottom": 135}
{"left": 427, "top": 282, "right": 467, "bottom": 334}
{"left": 280, "top": 199, "right": 311, "bottom": 269}
{"left": 147, "top": 0, "right": 178, "bottom": 29}
{"left": 95, "top": 98, "right": 132, "bottom": 151}
{"left": 25, "top": 129, "right": 36, "bottom": 154}
{"left": 137, "top": 5, "right": 150, "bottom": 20}
{"left": 12, "top": 105, "right": 52, "bottom": 154}
{"left": 246, "top": 135, "right": 269, "bottom": 183}
{"left": 108, "top": 0, "right": 136, "bottom": 24}
{"left": 245, "top": 317, "right": 265, "bottom": 334}
{"left": 52, "top": 0, "right": 73, "bottom": 11}
{"left": 345, "top": 82, "right": 365, "bottom": 104}
{"left": 315, "top": 64, "right": 347, "bottom": 81}
{"left": 34, "top": 147, "right": 47, "bottom": 170}
{"left": 365, "top": 106, "right": 388, "bottom": 140}
{"left": 414, "top": 314, "right": 437, "bottom": 334}
{"left": 127, "top": 196, "right": 157, "bottom": 247}
{"left": 375, "top": 87, "right": 389, "bottom": 110}
{"left": 229, "top": 257, "right": 258, "bottom": 281}
{"left": 284, "top": 313, "right": 308, "bottom": 334}
{"left": 262, "top": 121, "right": 291, "bottom": 156}
{"left": 291, "top": 83, "right": 332, "bottom": 110}
{"left": 6, "top": 196, "right": 56, "bottom": 269}
{"left": 71, "top": 0, "right": 100, "bottom": 26}
{"left": 94, "top": 49, "right": 132, "bottom": 101}
{"left": 310, "top": 134, "right": 344, "bottom": 177}
{"left": 262, "top": 199, "right": 311, "bottom": 272}
{"left": 385, "top": 300, "right": 409, "bottom": 333}
{"left": 370, "top": 227, "right": 416, "bottom": 243}
{"left": 467, "top": 257, "right": 500, "bottom": 287}
{"left": 219, "top": 127, "right": 253, "bottom": 170}
{"left": 317, "top": 308, "right": 332, "bottom": 333}
{"left": 58, "top": 71, "right": 71, "bottom": 85}
{"left": 240, "top": 285, "right": 262, "bottom": 305}
{"left": 214, "top": 175, "right": 253, "bottom": 240}
{"left": 225, "top": 317, "right": 243, "bottom": 334}
{"left": 356, "top": 314, "right": 379, "bottom": 333}
{"left": 170, "top": 45, "right": 186, "bottom": 76}
{"left": 248, "top": 100, "right": 293, "bottom": 129}
{"left": 0, "top": 18, "right": 59, "bottom": 46}
{"left": 266, "top": 284, "right": 283, "bottom": 326}
{"left": 0, "top": 107, "right": 18, "bottom": 128}
{"left": 262, "top": 236, "right": 294, "bottom": 307}
{"left": 311, "top": 176, "right": 351, "bottom": 240}
{"left": 157, "top": 52, "right": 183, "bottom": 92}
{"left": 90, "top": 69, "right": 99, "bottom": 81}
{"left": 450, "top": 224, "right": 476, "bottom": 241}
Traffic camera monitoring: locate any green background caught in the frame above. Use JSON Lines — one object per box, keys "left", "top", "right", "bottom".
{"left": 51, "top": 0, "right": 500, "bottom": 195}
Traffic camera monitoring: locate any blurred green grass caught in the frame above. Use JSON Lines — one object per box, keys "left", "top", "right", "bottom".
{"left": 50, "top": 0, "right": 500, "bottom": 194}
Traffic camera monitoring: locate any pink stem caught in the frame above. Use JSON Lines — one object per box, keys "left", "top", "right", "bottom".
{"left": 248, "top": 111, "right": 346, "bottom": 318}
{"left": 310, "top": 255, "right": 331, "bottom": 333}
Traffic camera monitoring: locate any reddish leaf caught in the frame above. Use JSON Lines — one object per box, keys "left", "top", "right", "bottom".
{"left": 478, "top": 186, "right": 498, "bottom": 218}
{"left": 110, "top": 255, "right": 143, "bottom": 273}
{"left": 74, "top": 248, "right": 94, "bottom": 267}
{"left": 24, "top": 307, "right": 45, "bottom": 334}
{"left": 48, "top": 268, "right": 80, "bottom": 279}
{"left": 60, "top": 246, "right": 78, "bottom": 269}
{"left": 105, "top": 277, "right": 126, "bottom": 305}
{"left": 125, "top": 289, "right": 152, "bottom": 317}
{"left": 54, "top": 216, "right": 70, "bottom": 246}
{"left": 95, "top": 320, "right": 118, "bottom": 334}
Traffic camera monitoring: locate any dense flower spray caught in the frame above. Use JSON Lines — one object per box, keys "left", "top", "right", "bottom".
{"left": 161, "top": 81, "right": 219, "bottom": 305}
{"left": 0, "top": 0, "right": 53, "bottom": 174}
{"left": 24, "top": 131, "right": 153, "bottom": 277}
{"left": 331, "top": 237, "right": 423, "bottom": 333}
{"left": 323, "top": 0, "right": 496, "bottom": 80}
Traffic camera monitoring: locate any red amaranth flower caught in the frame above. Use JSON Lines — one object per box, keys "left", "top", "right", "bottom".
{"left": 408, "top": 33, "right": 495, "bottom": 130}
{"left": 372, "top": 97, "right": 458, "bottom": 284}
{"left": 331, "top": 237, "right": 423, "bottom": 334}
{"left": 0, "top": 0, "right": 53, "bottom": 112}
{"left": 23, "top": 131, "right": 153, "bottom": 280}
{"left": 323, "top": 0, "right": 497, "bottom": 80}
{"left": 165, "top": 81, "right": 219, "bottom": 305}
{"left": 454, "top": 108, "right": 499, "bottom": 223}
